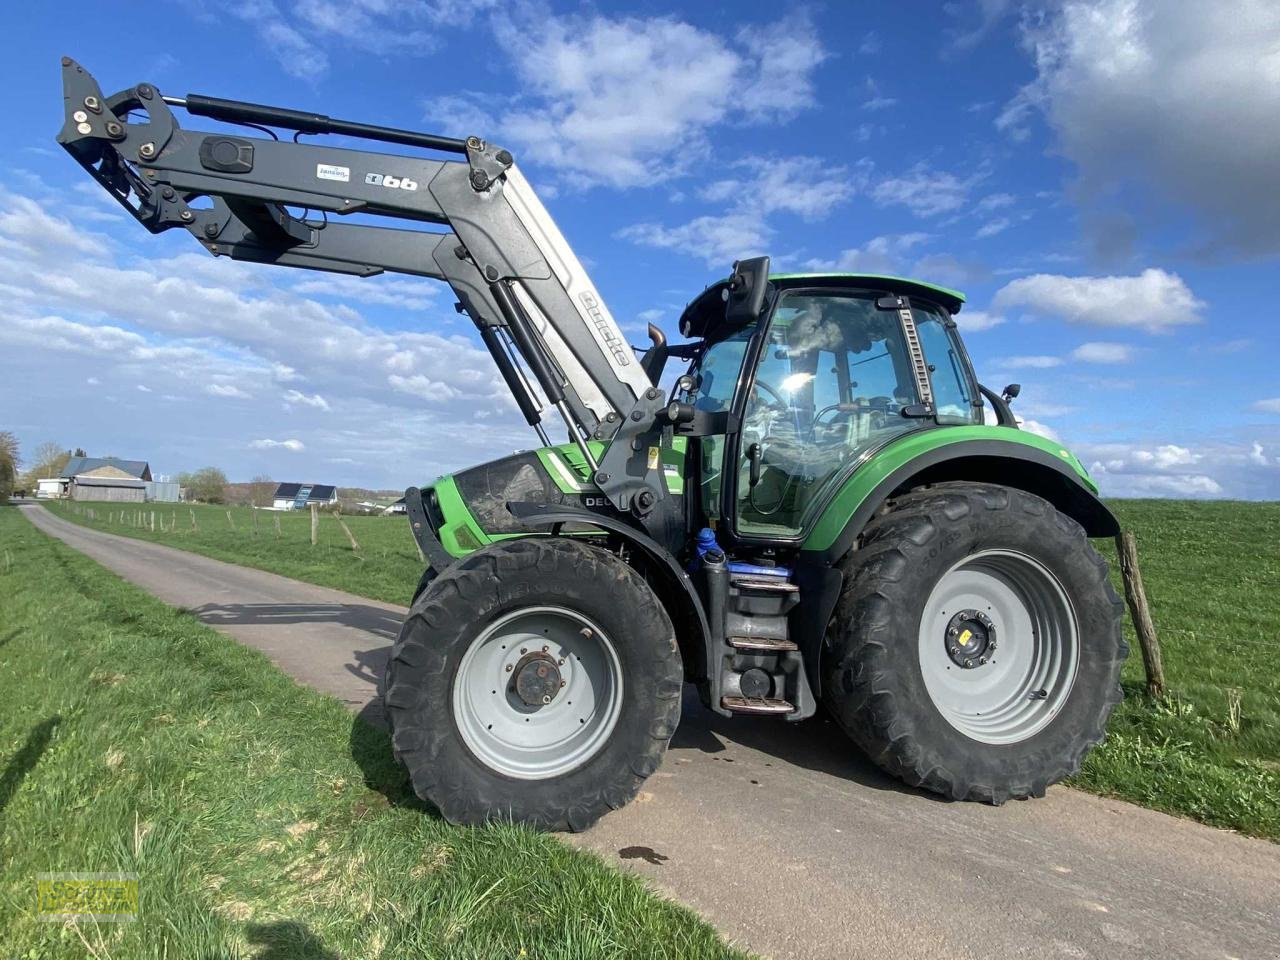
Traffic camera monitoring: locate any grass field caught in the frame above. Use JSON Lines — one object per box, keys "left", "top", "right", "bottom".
{"left": 0, "top": 506, "right": 744, "bottom": 959}
{"left": 44, "top": 499, "right": 425, "bottom": 605}
{"left": 39, "top": 497, "right": 1280, "bottom": 840}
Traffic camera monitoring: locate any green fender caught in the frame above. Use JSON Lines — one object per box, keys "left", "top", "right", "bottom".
{"left": 801, "top": 426, "right": 1117, "bottom": 559}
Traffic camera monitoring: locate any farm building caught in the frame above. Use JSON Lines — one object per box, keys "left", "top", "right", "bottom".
{"left": 272, "top": 483, "right": 339, "bottom": 510}
{"left": 36, "top": 478, "right": 68, "bottom": 499}
{"left": 71, "top": 475, "right": 146, "bottom": 503}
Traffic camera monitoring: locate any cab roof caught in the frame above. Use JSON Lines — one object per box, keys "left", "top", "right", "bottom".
{"left": 678, "top": 273, "right": 966, "bottom": 339}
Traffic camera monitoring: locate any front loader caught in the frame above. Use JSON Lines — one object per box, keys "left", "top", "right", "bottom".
{"left": 58, "top": 59, "right": 1127, "bottom": 830}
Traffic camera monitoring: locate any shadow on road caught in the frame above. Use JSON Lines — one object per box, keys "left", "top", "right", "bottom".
{"left": 191, "top": 601, "right": 403, "bottom": 640}
{"left": 671, "top": 687, "right": 944, "bottom": 802}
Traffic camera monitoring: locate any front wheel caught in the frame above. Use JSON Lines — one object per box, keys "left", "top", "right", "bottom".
{"left": 384, "top": 537, "right": 682, "bottom": 830}
{"left": 822, "top": 482, "right": 1126, "bottom": 804}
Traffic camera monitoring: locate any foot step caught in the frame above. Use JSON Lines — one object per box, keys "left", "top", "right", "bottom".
{"left": 729, "top": 576, "right": 798, "bottom": 593}
{"left": 721, "top": 696, "right": 795, "bottom": 715}
{"left": 728, "top": 636, "right": 798, "bottom": 652}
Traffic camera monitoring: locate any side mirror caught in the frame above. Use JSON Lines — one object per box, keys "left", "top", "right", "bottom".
{"left": 725, "top": 256, "right": 770, "bottom": 324}
{"left": 1002, "top": 383, "right": 1021, "bottom": 403}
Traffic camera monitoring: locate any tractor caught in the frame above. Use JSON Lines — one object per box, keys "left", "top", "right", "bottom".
{"left": 58, "top": 59, "right": 1126, "bottom": 830}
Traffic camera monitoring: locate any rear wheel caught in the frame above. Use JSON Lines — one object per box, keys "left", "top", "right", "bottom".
{"left": 822, "top": 482, "right": 1126, "bottom": 803}
{"left": 384, "top": 537, "right": 682, "bottom": 830}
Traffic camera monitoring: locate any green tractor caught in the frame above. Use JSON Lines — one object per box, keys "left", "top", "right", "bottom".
{"left": 60, "top": 60, "right": 1126, "bottom": 831}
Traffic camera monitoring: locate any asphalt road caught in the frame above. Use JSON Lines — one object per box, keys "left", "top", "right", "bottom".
{"left": 20, "top": 504, "right": 1279, "bottom": 960}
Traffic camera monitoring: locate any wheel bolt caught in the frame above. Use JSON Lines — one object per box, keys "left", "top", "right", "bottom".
{"left": 560, "top": 680, "right": 566, "bottom": 687}
{"left": 541, "top": 645, "right": 548, "bottom": 653}
{"left": 558, "top": 658, "right": 565, "bottom": 666}
{"left": 963, "top": 659, "right": 974, "bottom": 669}
{"left": 541, "top": 695, "right": 551, "bottom": 704}
{"left": 505, "top": 664, "right": 513, "bottom": 672}
{"left": 520, "top": 648, "right": 527, "bottom": 654}
{"left": 979, "top": 657, "right": 988, "bottom": 665}
{"left": 949, "top": 646, "right": 959, "bottom": 656}
{"left": 948, "top": 627, "right": 958, "bottom": 636}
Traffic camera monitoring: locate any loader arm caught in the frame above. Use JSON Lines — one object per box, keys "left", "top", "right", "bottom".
{"left": 56, "top": 57, "right": 659, "bottom": 474}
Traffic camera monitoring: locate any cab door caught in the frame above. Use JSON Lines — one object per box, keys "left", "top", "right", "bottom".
{"left": 730, "top": 290, "right": 927, "bottom": 540}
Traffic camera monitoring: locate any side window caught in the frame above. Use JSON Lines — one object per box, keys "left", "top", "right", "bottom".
{"left": 915, "top": 309, "right": 980, "bottom": 425}
{"left": 686, "top": 325, "right": 755, "bottom": 521}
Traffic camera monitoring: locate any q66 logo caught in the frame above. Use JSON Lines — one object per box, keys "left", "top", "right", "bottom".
{"left": 365, "top": 172, "right": 418, "bottom": 191}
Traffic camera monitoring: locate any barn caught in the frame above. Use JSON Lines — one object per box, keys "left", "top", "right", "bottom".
{"left": 64, "top": 457, "right": 154, "bottom": 503}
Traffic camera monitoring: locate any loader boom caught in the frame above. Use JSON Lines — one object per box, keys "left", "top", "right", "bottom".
{"left": 56, "top": 57, "right": 657, "bottom": 473}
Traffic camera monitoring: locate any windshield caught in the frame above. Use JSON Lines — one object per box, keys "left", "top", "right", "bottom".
{"left": 736, "top": 292, "right": 924, "bottom": 537}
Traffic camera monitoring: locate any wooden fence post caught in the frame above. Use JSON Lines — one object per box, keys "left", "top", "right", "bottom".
{"left": 335, "top": 514, "right": 361, "bottom": 555}
{"left": 226, "top": 509, "right": 235, "bottom": 530}
{"left": 1116, "top": 531, "right": 1165, "bottom": 699}
{"left": 274, "top": 513, "right": 281, "bottom": 539}
{"left": 170, "top": 510, "right": 176, "bottom": 532}
{"left": 150, "top": 511, "right": 155, "bottom": 532}
{"left": 190, "top": 509, "right": 199, "bottom": 532}
{"left": 310, "top": 503, "right": 319, "bottom": 546}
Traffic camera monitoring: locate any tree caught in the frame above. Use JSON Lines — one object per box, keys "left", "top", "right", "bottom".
{"left": 185, "top": 467, "right": 228, "bottom": 504}
{"left": 72, "top": 447, "right": 87, "bottom": 458}
{"left": 21, "top": 441, "right": 70, "bottom": 488}
{"left": 249, "top": 474, "right": 275, "bottom": 507}
{"left": 0, "top": 432, "right": 19, "bottom": 503}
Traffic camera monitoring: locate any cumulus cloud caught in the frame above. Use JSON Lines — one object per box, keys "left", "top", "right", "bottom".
{"left": 1070, "top": 341, "right": 1133, "bottom": 364}
{"left": 251, "top": 438, "right": 305, "bottom": 452}
{"left": 993, "top": 268, "right": 1202, "bottom": 332}
{"left": 803, "top": 233, "right": 931, "bottom": 274}
{"left": 1077, "top": 438, "right": 1280, "bottom": 498}
{"left": 1253, "top": 398, "right": 1280, "bottom": 414}
{"left": 441, "top": 10, "right": 827, "bottom": 189}
{"left": 283, "top": 390, "right": 331, "bottom": 412}
{"left": 953, "top": 310, "right": 1006, "bottom": 333}
{"left": 1000, "top": 0, "right": 1280, "bottom": 259}
{"left": 871, "top": 164, "right": 983, "bottom": 218}
{"left": 206, "top": 384, "right": 253, "bottom": 400}
{"left": 621, "top": 157, "right": 860, "bottom": 266}
{"left": 995, "top": 355, "right": 1064, "bottom": 369}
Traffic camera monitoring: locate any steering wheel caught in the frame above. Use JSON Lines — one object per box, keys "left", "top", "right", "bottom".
{"left": 753, "top": 379, "right": 788, "bottom": 413}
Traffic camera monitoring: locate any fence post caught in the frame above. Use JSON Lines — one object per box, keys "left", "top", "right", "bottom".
{"left": 274, "top": 513, "right": 281, "bottom": 539}
{"left": 190, "top": 509, "right": 199, "bottom": 532}
{"left": 335, "top": 514, "right": 361, "bottom": 555}
{"left": 170, "top": 510, "right": 176, "bottom": 532}
{"left": 226, "top": 509, "right": 235, "bottom": 530}
{"left": 310, "top": 503, "right": 319, "bottom": 546}
{"left": 1116, "top": 531, "right": 1165, "bottom": 699}
{"left": 150, "top": 511, "right": 155, "bottom": 532}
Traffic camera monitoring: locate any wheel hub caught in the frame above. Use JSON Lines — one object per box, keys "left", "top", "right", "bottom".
{"left": 944, "top": 609, "right": 997, "bottom": 669}
{"left": 512, "top": 652, "right": 563, "bottom": 706}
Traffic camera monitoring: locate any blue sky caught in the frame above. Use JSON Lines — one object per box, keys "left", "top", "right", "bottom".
{"left": 2, "top": 1, "right": 1278, "bottom": 497}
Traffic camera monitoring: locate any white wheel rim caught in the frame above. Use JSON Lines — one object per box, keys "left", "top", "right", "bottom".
{"left": 917, "top": 549, "right": 1080, "bottom": 745}
{"left": 452, "top": 605, "right": 624, "bottom": 780}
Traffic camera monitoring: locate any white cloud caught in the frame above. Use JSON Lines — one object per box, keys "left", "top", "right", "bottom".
{"left": 954, "top": 310, "right": 1005, "bottom": 332}
{"left": 1018, "top": 419, "right": 1061, "bottom": 442}
{"left": 291, "top": 273, "right": 441, "bottom": 311}
{"left": 1070, "top": 341, "right": 1133, "bottom": 364}
{"left": 136, "top": 384, "right": 152, "bottom": 393}
{"left": 206, "top": 384, "right": 253, "bottom": 400}
{"left": 622, "top": 156, "right": 860, "bottom": 266}
{"left": 975, "top": 217, "right": 1012, "bottom": 239}
{"left": 452, "top": 10, "right": 826, "bottom": 189}
{"left": 804, "top": 233, "right": 932, "bottom": 273}
{"left": 1248, "top": 441, "right": 1270, "bottom": 467}
{"left": 993, "top": 268, "right": 1202, "bottom": 332}
{"left": 976, "top": 192, "right": 1017, "bottom": 212}
{"left": 996, "top": 355, "right": 1064, "bottom": 369}
{"left": 861, "top": 77, "right": 897, "bottom": 111}
{"left": 250, "top": 438, "right": 305, "bottom": 452}
{"left": 1253, "top": 398, "right": 1280, "bottom": 414}
{"left": 871, "top": 164, "right": 982, "bottom": 218}
{"left": 283, "top": 390, "right": 331, "bottom": 412}
{"left": 1000, "top": 0, "right": 1280, "bottom": 259}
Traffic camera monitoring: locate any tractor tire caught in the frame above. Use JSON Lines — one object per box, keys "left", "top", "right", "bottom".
{"left": 383, "top": 537, "right": 682, "bottom": 830}
{"left": 409, "top": 566, "right": 437, "bottom": 605}
{"left": 822, "top": 481, "right": 1126, "bottom": 804}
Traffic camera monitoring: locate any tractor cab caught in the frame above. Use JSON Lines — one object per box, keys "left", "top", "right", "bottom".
{"left": 677, "top": 273, "right": 979, "bottom": 545}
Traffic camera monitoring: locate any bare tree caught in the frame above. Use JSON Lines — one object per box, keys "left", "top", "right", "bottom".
{"left": 21, "top": 441, "right": 71, "bottom": 488}
{"left": 249, "top": 473, "right": 275, "bottom": 507}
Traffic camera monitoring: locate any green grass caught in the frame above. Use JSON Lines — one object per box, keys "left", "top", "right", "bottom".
{"left": 44, "top": 500, "right": 424, "bottom": 605}
{"left": 1069, "top": 500, "right": 1280, "bottom": 839}
{"left": 39, "top": 497, "right": 1280, "bottom": 840}
{"left": 0, "top": 506, "right": 745, "bottom": 959}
